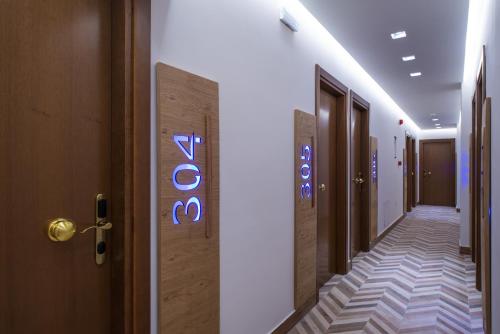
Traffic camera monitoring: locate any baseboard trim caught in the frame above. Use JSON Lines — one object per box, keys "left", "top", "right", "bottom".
{"left": 456, "top": 208, "right": 461, "bottom": 213}
{"left": 271, "top": 295, "right": 316, "bottom": 333}
{"left": 459, "top": 246, "right": 471, "bottom": 255}
{"left": 370, "top": 214, "right": 406, "bottom": 249}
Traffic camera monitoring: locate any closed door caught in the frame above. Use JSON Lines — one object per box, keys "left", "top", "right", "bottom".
{"left": 350, "top": 104, "right": 369, "bottom": 258}
{"left": 317, "top": 89, "right": 337, "bottom": 288}
{"left": 1, "top": 1, "right": 112, "bottom": 333}
{"left": 420, "top": 140, "right": 455, "bottom": 206}
{"left": 350, "top": 107, "right": 362, "bottom": 257}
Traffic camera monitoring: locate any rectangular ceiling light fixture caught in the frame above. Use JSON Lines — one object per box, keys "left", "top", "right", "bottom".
{"left": 410, "top": 72, "right": 422, "bottom": 77}
{"left": 391, "top": 31, "right": 407, "bottom": 39}
{"left": 432, "top": 118, "right": 439, "bottom": 121}
{"left": 402, "top": 55, "right": 416, "bottom": 62}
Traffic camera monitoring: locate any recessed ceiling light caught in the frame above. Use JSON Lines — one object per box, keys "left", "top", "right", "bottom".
{"left": 436, "top": 126, "right": 442, "bottom": 129}
{"left": 432, "top": 118, "right": 439, "bottom": 121}
{"left": 402, "top": 55, "right": 416, "bottom": 62}
{"left": 410, "top": 72, "right": 422, "bottom": 77}
{"left": 391, "top": 31, "right": 407, "bottom": 39}
{"left": 435, "top": 123, "right": 441, "bottom": 126}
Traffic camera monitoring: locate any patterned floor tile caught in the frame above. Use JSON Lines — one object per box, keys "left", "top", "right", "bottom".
{"left": 289, "top": 206, "right": 483, "bottom": 334}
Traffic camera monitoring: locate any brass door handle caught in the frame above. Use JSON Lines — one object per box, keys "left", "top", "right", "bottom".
{"left": 319, "top": 183, "right": 326, "bottom": 191}
{"left": 352, "top": 177, "right": 365, "bottom": 184}
{"left": 47, "top": 218, "right": 76, "bottom": 242}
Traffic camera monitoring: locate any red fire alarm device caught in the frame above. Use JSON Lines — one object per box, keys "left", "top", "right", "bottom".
{"left": 399, "top": 119, "right": 404, "bottom": 125}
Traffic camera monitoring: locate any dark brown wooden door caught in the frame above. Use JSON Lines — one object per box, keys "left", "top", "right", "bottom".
{"left": 405, "top": 136, "right": 413, "bottom": 212}
{"left": 350, "top": 107, "right": 362, "bottom": 257}
{"left": 317, "top": 89, "right": 337, "bottom": 289}
{"left": 412, "top": 138, "right": 417, "bottom": 207}
{"left": 1, "top": 1, "right": 112, "bottom": 333}
{"left": 350, "top": 102, "right": 369, "bottom": 258}
{"left": 420, "top": 140, "right": 455, "bottom": 206}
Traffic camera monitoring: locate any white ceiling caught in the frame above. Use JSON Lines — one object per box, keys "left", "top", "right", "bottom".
{"left": 300, "top": 0, "right": 469, "bottom": 129}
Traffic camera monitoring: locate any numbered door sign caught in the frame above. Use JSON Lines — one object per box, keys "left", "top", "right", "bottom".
{"left": 299, "top": 144, "right": 312, "bottom": 200}
{"left": 171, "top": 133, "right": 203, "bottom": 225}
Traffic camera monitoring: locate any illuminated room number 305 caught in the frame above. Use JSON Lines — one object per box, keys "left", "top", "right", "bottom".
{"left": 172, "top": 134, "right": 203, "bottom": 225}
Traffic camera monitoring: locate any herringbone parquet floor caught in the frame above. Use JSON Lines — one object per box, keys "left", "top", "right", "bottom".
{"left": 290, "top": 206, "right": 483, "bottom": 334}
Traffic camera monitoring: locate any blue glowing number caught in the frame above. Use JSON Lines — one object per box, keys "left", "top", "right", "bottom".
{"left": 174, "top": 134, "right": 202, "bottom": 161}
{"left": 172, "top": 197, "right": 201, "bottom": 225}
{"left": 172, "top": 134, "right": 203, "bottom": 224}
{"left": 173, "top": 164, "right": 201, "bottom": 191}
{"left": 300, "top": 145, "right": 312, "bottom": 199}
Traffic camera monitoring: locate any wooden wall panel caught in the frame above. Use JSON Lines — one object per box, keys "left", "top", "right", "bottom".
{"left": 403, "top": 148, "right": 408, "bottom": 212}
{"left": 157, "top": 63, "right": 219, "bottom": 334}
{"left": 294, "top": 110, "right": 317, "bottom": 309}
{"left": 369, "top": 137, "right": 378, "bottom": 242}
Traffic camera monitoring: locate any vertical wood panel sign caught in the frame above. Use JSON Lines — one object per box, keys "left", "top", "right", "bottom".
{"left": 294, "top": 110, "right": 317, "bottom": 309}
{"left": 369, "top": 136, "right": 378, "bottom": 242}
{"left": 156, "top": 63, "right": 219, "bottom": 334}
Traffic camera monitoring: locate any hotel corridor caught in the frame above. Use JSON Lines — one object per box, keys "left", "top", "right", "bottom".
{"left": 291, "top": 206, "right": 482, "bottom": 334}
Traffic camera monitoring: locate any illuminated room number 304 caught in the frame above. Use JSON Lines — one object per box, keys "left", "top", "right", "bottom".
{"left": 172, "top": 134, "right": 203, "bottom": 225}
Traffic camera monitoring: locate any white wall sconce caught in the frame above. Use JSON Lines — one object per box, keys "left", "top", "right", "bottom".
{"left": 280, "top": 7, "right": 300, "bottom": 32}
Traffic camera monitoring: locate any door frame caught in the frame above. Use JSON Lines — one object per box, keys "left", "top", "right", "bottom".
{"left": 315, "top": 65, "right": 349, "bottom": 276}
{"left": 349, "top": 91, "right": 370, "bottom": 255}
{"left": 110, "top": 1, "right": 151, "bottom": 333}
{"left": 472, "top": 47, "right": 485, "bottom": 291}
{"left": 418, "top": 139, "right": 456, "bottom": 207}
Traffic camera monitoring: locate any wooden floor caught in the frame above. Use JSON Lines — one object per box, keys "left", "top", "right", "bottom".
{"left": 290, "top": 206, "right": 483, "bottom": 333}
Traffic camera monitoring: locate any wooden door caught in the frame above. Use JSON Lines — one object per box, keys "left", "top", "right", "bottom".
{"left": 420, "top": 139, "right": 455, "bottom": 206}
{"left": 157, "top": 64, "right": 220, "bottom": 334}
{"left": 412, "top": 139, "right": 417, "bottom": 207}
{"left": 481, "top": 98, "right": 491, "bottom": 333}
{"left": 474, "top": 72, "right": 484, "bottom": 291}
{"left": 350, "top": 95, "right": 370, "bottom": 258}
{"left": 405, "top": 136, "right": 413, "bottom": 212}
{"left": 317, "top": 89, "right": 337, "bottom": 288}
{"left": 350, "top": 107, "right": 362, "bottom": 257}
{"left": 1, "top": 1, "right": 112, "bottom": 333}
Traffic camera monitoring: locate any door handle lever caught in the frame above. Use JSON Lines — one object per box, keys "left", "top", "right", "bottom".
{"left": 80, "top": 221, "right": 112, "bottom": 234}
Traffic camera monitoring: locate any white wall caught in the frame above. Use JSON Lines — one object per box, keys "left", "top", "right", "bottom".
{"left": 460, "top": 0, "right": 499, "bottom": 331}
{"left": 419, "top": 128, "right": 457, "bottom": 140}
{"left": 151, "top": 1, "right": 420, "bottom": 333}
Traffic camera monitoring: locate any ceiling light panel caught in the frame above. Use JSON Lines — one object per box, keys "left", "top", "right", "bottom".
{"left": 391, "top": 31, "right": 407, "bottom": 39}
{"left": 410, "top": 72, "right": 422, "bottom": 77}
{"left": 402, "top": 55, "right": 416, "bottom": 62}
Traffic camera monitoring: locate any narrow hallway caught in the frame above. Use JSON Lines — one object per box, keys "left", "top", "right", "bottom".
{"left": 291, "top": 206, "right": 483, "bottom": 334}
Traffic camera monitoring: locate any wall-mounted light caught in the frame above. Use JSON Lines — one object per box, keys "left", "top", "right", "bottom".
{"left": 280, "top": 7, "right": 300, "bottom": 32}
